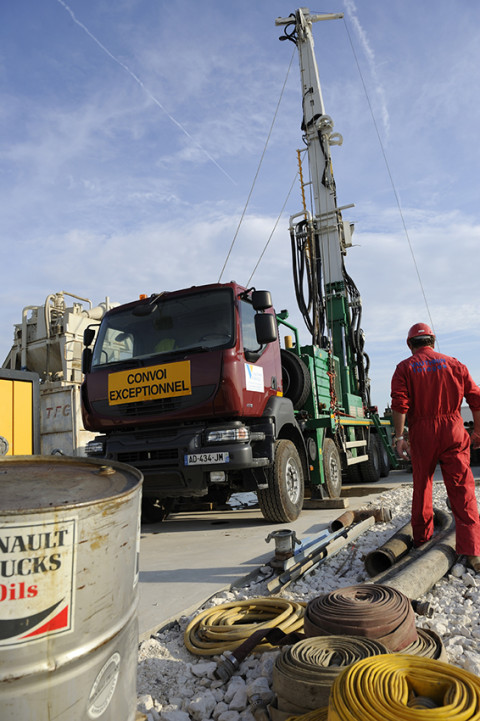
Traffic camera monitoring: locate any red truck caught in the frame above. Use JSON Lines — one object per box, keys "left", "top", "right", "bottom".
{"left": 81, "top": 283, "right": 315, "bottom": 522}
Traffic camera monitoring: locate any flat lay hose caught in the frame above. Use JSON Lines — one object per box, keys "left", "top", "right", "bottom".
{"left": 183, "top": 597, "right": 305, "bottom": 656}
{"left": 284, "top": 711, "right": 328, "bottom": 721}
{"left": 304, "top": 584, "right": 418, "bottom": 651}
{"left": 328, "top": 653, "right": 480, "bottom": 720}
{"left": 273, "top": 635, "right": 388, "bottom": 715}
{"left": 403, "top": 627, "right": 447, "bottom": 661}
{"left": 272, "top": 629, "right": 446, "bottom": 720}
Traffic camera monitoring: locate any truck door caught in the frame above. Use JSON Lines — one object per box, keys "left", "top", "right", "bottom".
{"left": 238, "top": 297, "right": 281, "bottom": 415}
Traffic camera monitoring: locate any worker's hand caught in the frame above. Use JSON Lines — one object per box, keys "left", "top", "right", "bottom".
{"left": 471, "top": 430, "right": 480, "bottom": 449}
{"left": 395, "top": 438, "right": 410, "bottom": 459}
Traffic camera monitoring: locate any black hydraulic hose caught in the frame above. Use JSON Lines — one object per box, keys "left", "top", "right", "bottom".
{"left": 290, "top": 227, "right": 314, "bottom": 338}
{"left": 290, "top": 222, "right": 325, "bottom": 345}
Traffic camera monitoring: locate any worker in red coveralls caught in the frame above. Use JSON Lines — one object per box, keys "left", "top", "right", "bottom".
{"left": 391, "top": 322, "right": 480, "bottom": 572}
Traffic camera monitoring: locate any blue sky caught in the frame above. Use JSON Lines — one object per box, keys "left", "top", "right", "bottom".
{"left": 1, "top": 0, "right": 480, "bottom": 412}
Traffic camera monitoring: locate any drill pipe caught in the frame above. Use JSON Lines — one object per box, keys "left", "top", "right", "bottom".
{"left": 329, "top": 507, "right": 392, "bottom": 533}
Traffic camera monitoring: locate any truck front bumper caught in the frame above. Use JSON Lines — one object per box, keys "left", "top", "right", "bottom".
{"left": 87, "top": 422, "right": 269, "bottom": 498}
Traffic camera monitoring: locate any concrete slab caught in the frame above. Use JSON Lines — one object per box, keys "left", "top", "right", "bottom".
{"left": 137, "top": 469, "right": 420, "bottom": 639}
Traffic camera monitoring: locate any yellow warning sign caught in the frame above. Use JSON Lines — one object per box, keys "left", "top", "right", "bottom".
{"left": 108, "top": 361, "right": 191, "bottom": 405}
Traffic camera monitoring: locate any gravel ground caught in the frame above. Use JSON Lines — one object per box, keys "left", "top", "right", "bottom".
{"left": 136, "top": 481, "right": 480, "bottom": 721}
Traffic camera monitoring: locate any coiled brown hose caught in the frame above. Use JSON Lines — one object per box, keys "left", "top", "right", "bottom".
{"left": 304, "top": 584, "right": 418, "bottom": 651}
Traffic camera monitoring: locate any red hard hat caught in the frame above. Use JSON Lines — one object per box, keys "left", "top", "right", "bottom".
{"left": 407, "top": 322, "right": 434, "bottom": 341}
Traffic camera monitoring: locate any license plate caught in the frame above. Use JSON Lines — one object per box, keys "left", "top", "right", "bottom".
{"left": 184, "top": 452, "right": 229, "bottom": 466}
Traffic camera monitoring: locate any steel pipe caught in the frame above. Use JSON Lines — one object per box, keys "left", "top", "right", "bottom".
{"left": 329, "top": 507, "right": 392, "bottom": 533}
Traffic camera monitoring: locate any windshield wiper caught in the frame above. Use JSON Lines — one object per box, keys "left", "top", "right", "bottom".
{"left": 132, "top": 292, "right": 168, "bottom": 316}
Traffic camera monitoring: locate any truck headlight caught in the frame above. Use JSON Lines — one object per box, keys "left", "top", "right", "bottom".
{"left": 85, "top": 439, "right": 106, "bottom": 456}
{"left": 206, "top": 426, "right": 250, "bottom": 443}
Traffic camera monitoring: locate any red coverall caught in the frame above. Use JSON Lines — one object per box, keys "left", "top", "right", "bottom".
{"left": 391, "top": 346, "right": 480, "bottom": 554}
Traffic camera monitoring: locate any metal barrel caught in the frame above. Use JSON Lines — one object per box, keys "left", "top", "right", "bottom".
{"left": 0, "top": 455, "right": 143, "bottom": 721}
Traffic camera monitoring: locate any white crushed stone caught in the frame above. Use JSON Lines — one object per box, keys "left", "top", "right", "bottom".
{"left": 137, "top": 481, "right": 480, "bottom": 719}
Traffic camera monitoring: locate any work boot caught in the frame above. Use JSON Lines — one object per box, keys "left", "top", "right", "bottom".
{"left": 467, "top": 556, "right": 480, "bottom": 573}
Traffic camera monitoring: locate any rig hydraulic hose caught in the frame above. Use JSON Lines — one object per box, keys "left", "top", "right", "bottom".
{"left": 328, "top": 653, "right": 480, "bottom": 720}
{"left": 183, "top": 597, "right": 305, "bottom": 656}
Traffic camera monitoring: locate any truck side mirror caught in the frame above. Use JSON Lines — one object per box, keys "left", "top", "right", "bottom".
{"left": 83, "top": 327, "right": 96, "bottom": 347}
{"left": 255, "top": 313, "right": 277, "bottom": 345}
{"left": 82, "top": 347, "right": 93, "bottom": 374}
{"left": 252, "top": 290, "right": 272, "bottom": 311}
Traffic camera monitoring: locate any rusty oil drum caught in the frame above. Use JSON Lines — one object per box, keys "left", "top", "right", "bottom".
{"left": 0, "top": 456, "right": 143, "bottom": 721}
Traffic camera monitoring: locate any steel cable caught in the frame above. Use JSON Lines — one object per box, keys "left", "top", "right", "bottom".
{"left": 328, "top": 653, "right": 480, "bottom": 720}
{"left": 273, "top": 635, "right": 388, "bottom": 715}
{"left": 303, "top": 584, "right": 418, "bottom": 651}
{"left": 183, "top": 597, "right": 306, "bottom": 656}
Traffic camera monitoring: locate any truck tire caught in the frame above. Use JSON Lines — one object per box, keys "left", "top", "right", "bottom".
{"left": 377, "top": 434, "right": 391, "bottom": 478}
{"left": 345, "top": 462, "right": 363, "bottom": 484}
{"left": 360, "top": 434, "right": 381, "bottom": 483}
{"left": 323, "top": 437, "right": 342, "bottom": 498}
{"left": 257, "top": 439, "right": 304, "bottom": 523}
{"left": 281, "top": 350, "right": 311, "bottom": 410}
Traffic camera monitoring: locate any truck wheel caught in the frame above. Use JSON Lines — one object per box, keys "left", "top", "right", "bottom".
{"left": 376, "top": 434, "right": 390, "bottom": 478}
{"left": 360, "top": 434, "right": 381, "bottom": 483}
{"left": 257, "top": 439, "right": 304, "bottom": 523}
{"left": 281, "top": 350, "right": 311, "bottom": 410}
{"left": 323, "top": 438, "right": 342, "bottom": 498}
{"left": 345, "top": 462, "right": 363, "bottom": 484}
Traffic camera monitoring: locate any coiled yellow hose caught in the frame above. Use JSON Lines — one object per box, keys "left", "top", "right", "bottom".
{"left": 328, "top": 653, "right": 480, "bottom": 720}
{"left": 183, "top": 597, "right": 306, "bottom": 656}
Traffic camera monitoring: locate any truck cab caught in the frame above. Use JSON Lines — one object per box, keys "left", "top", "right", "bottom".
{"left": 82, "top": 282, "right": 308, "bottom": 522}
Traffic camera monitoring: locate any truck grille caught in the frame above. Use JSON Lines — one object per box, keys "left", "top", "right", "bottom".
{"left": 117, "top": 448, "right": 178, "bottom": 464}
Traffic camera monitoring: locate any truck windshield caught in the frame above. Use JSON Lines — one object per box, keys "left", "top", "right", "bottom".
{"left": 91, "top": 289, "right": 235, "bottom": 368}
